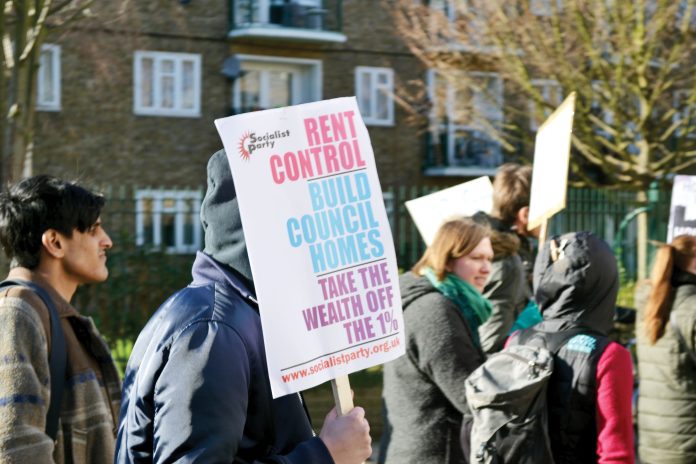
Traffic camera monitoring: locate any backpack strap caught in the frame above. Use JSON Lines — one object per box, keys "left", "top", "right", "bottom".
{"left": 0, "top": 279, "right": 66, "bottom": 441}
{"left": 670, "top": 310, "right": 696, "bottom": 366}
{"left": 514, "top": 326, "right": 591, "bottom": 355}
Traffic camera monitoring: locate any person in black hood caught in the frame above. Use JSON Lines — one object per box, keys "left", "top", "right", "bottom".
{"left": 115, "top": 150, "right": 372, "bottom": 463}
{"left": 508, "top": 231, "right": 634, "bottom": 463}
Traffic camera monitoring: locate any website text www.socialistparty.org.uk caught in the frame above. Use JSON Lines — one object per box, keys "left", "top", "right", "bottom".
{"left": 281, "top": 337, "right": 400, "bottom": 384}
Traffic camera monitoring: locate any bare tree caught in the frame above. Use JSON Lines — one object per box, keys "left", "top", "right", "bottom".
{"left": 0, "top": 0, "right": 94, "bottom": 184}
{"left": 389, "top": 0, "right": 696, "bottom": 190}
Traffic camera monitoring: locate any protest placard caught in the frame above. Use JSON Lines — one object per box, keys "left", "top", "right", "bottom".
{"left": 405, "top": 177, "right": 493, "bottom": 245}
{"left": 667, "top": 175, "right": 696, "bottom": 242}
{"left": 214, "top": 97, "right": 405, "bottom": 398}
{"left": 528, "top": 92, "right": 576, "bottom": 242}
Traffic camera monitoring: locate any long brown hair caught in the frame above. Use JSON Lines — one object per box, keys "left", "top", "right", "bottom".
{"left": 412, "top": 217, "right": 490, "bottom": 281}
{"left": 644, "top": 234, "right": 696, "bottom": 344}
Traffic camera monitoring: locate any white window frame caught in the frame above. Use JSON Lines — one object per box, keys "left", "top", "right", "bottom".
{"left": 133, "top": 51, "right": 202, "bottom": 118}
{"left": 232, "top": 55, "right": 322, "bottom": 113}
{"left": 355, "top": 66, "right": 394, "bottom": 127}
{"left": 37, "top": 44, "right": 61, "bottom": 111}
{"left": 529, "top": 79, "right": 563, "bottom": 131}
{"left": 135, "top": 189, "right": 202, "bottom": 254}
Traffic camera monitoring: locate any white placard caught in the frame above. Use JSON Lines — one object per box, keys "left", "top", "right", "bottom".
{"left": 405, "top": 177, "right": 493, "bottom": 245}
{"left": 528, "top": 92, "right": 576, "bottom": 230}
{"left": 214, "top": 97, "right": 405, "bottom": 398}
{"left": 667, "top": 175, "right": 696, "bottom": 242}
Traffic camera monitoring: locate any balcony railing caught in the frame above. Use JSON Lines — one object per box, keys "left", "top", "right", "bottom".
{"left": 229, "top": 0, "right": 345, "bottom": 42}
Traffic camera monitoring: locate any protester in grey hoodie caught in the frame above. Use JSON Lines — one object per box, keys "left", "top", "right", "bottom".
{"left": 381, "top": 217, "right": 491, "bottom": 464}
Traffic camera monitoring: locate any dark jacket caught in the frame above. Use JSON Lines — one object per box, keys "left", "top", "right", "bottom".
{"left": 514, "top": 231, "right": 619, "bottom": 463}
{"left": 381, "top": 272, "right": 485, "bottom": 464}
{"left": 474, "top": 212, "right": 531, "bottom": 354}
{"left": 0, "top": 268, "right": 121, "bottom": 464}
{"left": 637, "top": 269, "right": 696, "bottom": 464}
{"left": 115, "top": 252, "right": 332, "bottom": 463}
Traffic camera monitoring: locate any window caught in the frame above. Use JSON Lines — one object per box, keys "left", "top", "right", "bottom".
{"left": 134, "top": 51, "right": 201, "bottom": 117}
{"left": 236, "top": 0, "right": 321, "bottom": 26}
{"left": 135, "top": 189, "right": 202, "bottom": 254}
{"left": 355, "top": 67, "right": 394, "bottom": 126}
{"left": 37, "top": 44, "right": 61, "bottom": 111}
{"left": 529, "top": 79, "right": 563, "bottom": 131}
{"left": 428, "top": 70, "right": 504, "bottom": 172}
{"left": 232, "top": 55, "right": 321, "bottom": 114}
{"left": 426, "top": 0, "right": 489, "bottom": 49}
{"left": 428, "top": 0, "right": 456, "bottom": 22}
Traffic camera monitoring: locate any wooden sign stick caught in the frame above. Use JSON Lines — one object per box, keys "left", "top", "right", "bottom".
{"left": 331, "top": 375, "right": 366, "bottom": 464}
{"left": 331, "top": 375, "right": 353, "bottom": 415}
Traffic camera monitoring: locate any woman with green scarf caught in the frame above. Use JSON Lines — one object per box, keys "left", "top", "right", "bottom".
{"left": 380, "top": 217, "right": 493, "bottom": 464}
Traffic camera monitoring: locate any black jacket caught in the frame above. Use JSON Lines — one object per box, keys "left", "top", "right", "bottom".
{"left": 115, "top": 252, "right": 332, "bottom": 463}
{"left": 514, "top": 231, "right": 619, "bottom": 463}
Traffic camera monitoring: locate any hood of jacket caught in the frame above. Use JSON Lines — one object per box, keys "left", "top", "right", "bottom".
{"left": 200, "top": 149, "right": 254, "bottom": 290}
{"left": 400, "top": 271, "right": 439, "bottom": 310}
{"left": 533, "top": 231, "right": 618, "bottom": 335}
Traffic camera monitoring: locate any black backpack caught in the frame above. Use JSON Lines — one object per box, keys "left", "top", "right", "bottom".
{"left": 464, "top": 329, "right": 593, "bottom": 464}
{"left": 0, "top": 279, "right": 66, "bottom": 441}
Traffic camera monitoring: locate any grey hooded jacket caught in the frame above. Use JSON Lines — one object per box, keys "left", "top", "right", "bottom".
{"left": 381, "top": 272, "right": 485, "bottom": 464}
{"left": 473, "top": 212, "right": 531, "bottom": 354}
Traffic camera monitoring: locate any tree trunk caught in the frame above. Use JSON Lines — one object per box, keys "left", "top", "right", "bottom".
{"left": 636, "top": 190, "right": 648, "bottom": 281}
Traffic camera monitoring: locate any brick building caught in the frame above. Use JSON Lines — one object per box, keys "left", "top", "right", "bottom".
{"left": 28, "top": 1, "right": 694, "bottom": 258}
{"left": 33, "top": 0, "right": 445, "bottom": 254}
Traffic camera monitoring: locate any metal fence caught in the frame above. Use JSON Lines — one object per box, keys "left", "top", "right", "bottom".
{"left": 384, "top": 184, "right": 671, "bottom": 280}
{"left": 76, "top": 183, "right": 670, "bottom": 349}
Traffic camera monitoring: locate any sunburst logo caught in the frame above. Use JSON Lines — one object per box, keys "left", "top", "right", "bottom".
{"left": 238, "top": 131, "right": 252, "bottom": 160}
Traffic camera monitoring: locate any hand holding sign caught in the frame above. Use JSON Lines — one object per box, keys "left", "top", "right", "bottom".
{"left": 320, "top": 405, "right": 372, "bottom": 464}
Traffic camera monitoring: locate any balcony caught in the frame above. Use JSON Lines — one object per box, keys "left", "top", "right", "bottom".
{"left": 423, "top": 128, "right": 505, "bottom": 177}
{"left": 229, "top": 0, "right": 346, "bottom": 43}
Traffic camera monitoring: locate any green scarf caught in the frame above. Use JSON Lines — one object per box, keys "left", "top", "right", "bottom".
{"left": 424, "top": 268, "right": 493, "bottom": 347}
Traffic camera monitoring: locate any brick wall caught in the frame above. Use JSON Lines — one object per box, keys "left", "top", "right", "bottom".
{"left": 33, "top": 1, "right": 439, "bottom": 191}
{"left": 35, "top": 0, "right": 229, "bottom": 187}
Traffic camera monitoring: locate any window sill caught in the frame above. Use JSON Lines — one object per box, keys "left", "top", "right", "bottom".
{"left": 133, "top": 110, "right": 202, "bottom": 118}
{"left": 424, "top": 166, "right": 497, "bottom": 177}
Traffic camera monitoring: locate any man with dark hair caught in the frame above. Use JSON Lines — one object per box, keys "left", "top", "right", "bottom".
{"left": 474, "top": 163, "right": 539, "bottom": 354}
{"left": 0, "top": 175, "right": 121, "bottom": 463}
{"left": 116, "top": 150, "right": 372, "bottom": 463}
